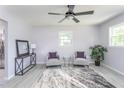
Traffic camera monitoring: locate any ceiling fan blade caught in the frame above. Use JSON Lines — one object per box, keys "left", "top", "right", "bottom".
{"left": 75, "top": 10, "right": 94, "bottom": 16}
{"left": 68, "top": 5, "right": 75, "bottom": 12}
{"left": 48, "top": 12, "right": 65, "bottom": 15}
{"left": 72, "top": 17, "right": 80, "bottom": 23}
{"left": 58, "top": 17, "right": 67, "bottom": 23}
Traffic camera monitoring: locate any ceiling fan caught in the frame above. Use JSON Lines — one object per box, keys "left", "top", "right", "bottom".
{"left": 48, "top": 5, "right": 94, "bottom": 23}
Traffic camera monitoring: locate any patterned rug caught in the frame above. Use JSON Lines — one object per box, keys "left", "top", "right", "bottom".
{"left": 32, "top": 66, "right": 115, "bottom": 88}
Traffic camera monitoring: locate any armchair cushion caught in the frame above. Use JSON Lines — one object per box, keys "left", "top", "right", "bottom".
{"left": 46, "top": 59, "right": 62, "bottom": 67}
{"left": 76, "top": 51, "right": 86, "bottom": 59}
{"left": 48, "top": 52, "right": 59, "bottom": 59}
{"left": 73, "top": 58, "right": 90, "bottom": 66}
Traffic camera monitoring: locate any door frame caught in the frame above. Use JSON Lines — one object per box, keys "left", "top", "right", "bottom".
{"left": 0, "top": 18, "right": 8, "bottom": 80}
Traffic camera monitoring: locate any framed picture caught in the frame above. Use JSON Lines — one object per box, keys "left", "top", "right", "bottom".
{"left": 16, "top": 40, "right": 29, "bottom": 57}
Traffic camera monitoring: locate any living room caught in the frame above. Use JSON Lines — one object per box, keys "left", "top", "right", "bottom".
{"left": 0, "top": 4, "right": 124, "bottom": 89}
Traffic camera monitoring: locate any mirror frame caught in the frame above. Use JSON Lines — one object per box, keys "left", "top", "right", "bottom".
{"left": 16, "top": 40, "right": 29, "bottom": 57}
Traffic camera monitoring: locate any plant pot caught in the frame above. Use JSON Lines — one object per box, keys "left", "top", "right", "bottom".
{"left": 95, "top": 61, "right": 100, "bottom": 66}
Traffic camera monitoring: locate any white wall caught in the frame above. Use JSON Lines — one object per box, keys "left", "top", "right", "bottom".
{"left": 31, "top": 26, "right": 100, "bottom": 64}
{"left": 100, "top": 13, "right": 124, "bottom": 74}
{"left": 0, "top": 6, "right": 31, "bottom": 79}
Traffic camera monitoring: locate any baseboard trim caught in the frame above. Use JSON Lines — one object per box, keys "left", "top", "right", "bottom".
{"left": 101, "top": 63, "right": 124, "bottom": 76}
{"left": 36, "top": 61, "right": 46, "bottom": 64}
{"left": 6, "top": 74, "right": 14, "bottom": 80}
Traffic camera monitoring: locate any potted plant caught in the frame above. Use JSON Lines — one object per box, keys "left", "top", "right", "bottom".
{"left": 89, "top": 45, "right": 107, "bottom": 66}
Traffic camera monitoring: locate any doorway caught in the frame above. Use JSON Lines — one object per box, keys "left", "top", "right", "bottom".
{"left": 0, "top": 19, "right": 7, "bottom": 84}
{"left": 0, "top": 27, "right": 4, "bottom": 69}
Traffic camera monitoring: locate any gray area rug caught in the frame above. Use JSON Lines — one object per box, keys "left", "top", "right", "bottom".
{"left": 32, "top": 66, "right": 115, "bottom": 88}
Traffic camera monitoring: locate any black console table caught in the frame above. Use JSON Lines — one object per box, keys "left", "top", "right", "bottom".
{"left": 15, "top": 53, "right": 36, "bottom": 76}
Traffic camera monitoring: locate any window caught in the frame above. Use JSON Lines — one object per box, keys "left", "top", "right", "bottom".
{"left": 59, "top": 31, "right": 72, "bottom": 46}
{"left": 109, "top": 23, "right": 124, "bottom": 47}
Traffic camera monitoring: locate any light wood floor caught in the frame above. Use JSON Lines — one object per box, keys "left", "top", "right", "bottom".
{"left": 90, "top": 65, "right": 124, "bottom": 88}
{"left": 0, "top": 64, "right": 124, "bottom": 88}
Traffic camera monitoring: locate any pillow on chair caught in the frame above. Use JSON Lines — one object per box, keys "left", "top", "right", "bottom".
{"left": 76, "top": 51, "right": 86, "bottom": 59}
{"left": 48, "top": 52, "right": 59, "bottom": 59}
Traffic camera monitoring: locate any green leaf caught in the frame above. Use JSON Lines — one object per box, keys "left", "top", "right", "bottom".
{"left": 89, "top": 45, "right": 107, "bottom": 62}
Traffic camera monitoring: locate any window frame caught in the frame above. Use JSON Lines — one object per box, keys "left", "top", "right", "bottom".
{"left": 109, "top": 23, "right": 124, "bottom": 47}
{"left": 59, "top": 31, "right": 73, "bottom": 47}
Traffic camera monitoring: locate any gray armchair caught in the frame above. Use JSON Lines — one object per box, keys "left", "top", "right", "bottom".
{"left": 46, "top": 52, "right": 62, "bottom": 67}
{"left": 73, "top": 51, "right": 90, "bottom": 66}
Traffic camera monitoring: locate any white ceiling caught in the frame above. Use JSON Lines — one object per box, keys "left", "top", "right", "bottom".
{"left": 5, "top": 5, "right": 124, "bottom": 26}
